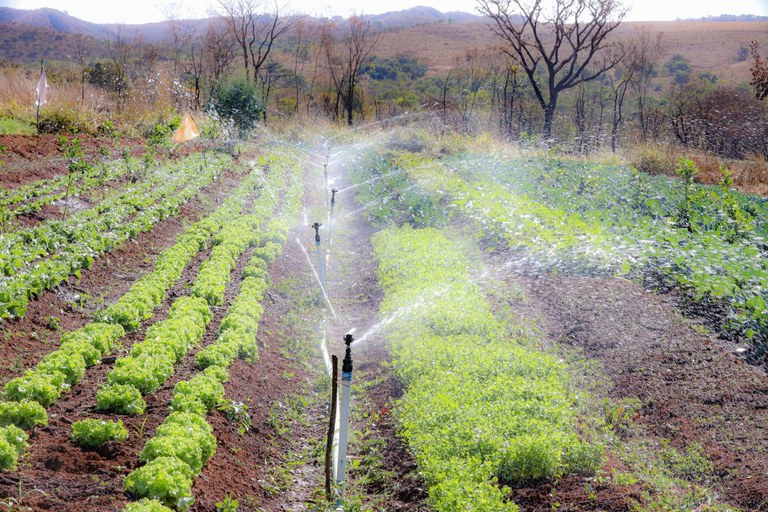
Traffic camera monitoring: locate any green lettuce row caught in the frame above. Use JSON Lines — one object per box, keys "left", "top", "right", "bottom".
{"left": 191, "top": 215, "right": 262, "bottom": 306}
{"left": 98, "top": 296, "right": 212, "bottom": 413}
{"left": 0, "top": 154, "right": 229, "bottom": 320}
{"left": 0, "top": 162, "right": 268, "bottom": 432}
{"left": 0, "top": 153, "right": 211, "bottom": 276}
{"left": 372, "top": 226, "right": 600, "bottom": 511}
{"left": 94, "top": 162, "right": 266, "bottom": 332}
{"left": 122, "top": 152, "right": 302, "bottom": 511}
{"left": 4, "top": 160, "right": 131, "bottom": 223}
{"left": 2, "top": 323, "right": 124, "bottom": 411}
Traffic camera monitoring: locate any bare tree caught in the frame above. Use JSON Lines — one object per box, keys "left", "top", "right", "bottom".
{"left": 629, "top": 27, "right": 664, "bottom": 140}
{"left": 477, "top": 0, "right": 626, "bottom": 140}
{"left": 606, "top": 41, "right": 636, "bottom": 152}
{"left": 340, "top": 16, "right": 380, "bottom": 126}
{"left": 217, "top": 0, "right": 291, "bottom": 82}
{"left": 73, "top": 34, "right": 89, "bottom": 104}
{"left": 204, "top": 22, "right": 235, "bottom": 87}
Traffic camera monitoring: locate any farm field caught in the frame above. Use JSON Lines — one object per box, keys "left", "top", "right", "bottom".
{"left": 0, "top": 123, "right": 767, "bottom": 512}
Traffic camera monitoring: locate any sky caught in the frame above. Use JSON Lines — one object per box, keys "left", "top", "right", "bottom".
{"left": 1, "top": 0, "right": 767, "bottom": 25}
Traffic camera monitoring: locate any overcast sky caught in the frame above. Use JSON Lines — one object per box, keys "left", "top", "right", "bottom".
{"left": 1, "top": 0, "right": 767, "bottom": 24}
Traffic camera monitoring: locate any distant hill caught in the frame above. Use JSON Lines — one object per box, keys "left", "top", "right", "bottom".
{"left": 0, "top": 7, "right": 113, "bottom": 39}
{"left": 364, "top": 6, "right": 486, "bottom": 29}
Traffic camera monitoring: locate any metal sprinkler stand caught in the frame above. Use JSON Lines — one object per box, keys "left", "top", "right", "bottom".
{"left": 310, "top": 223, "right": 326, "bottom": 289}
{"left": 336, "top": 334, "right": 354, "bottom": 496}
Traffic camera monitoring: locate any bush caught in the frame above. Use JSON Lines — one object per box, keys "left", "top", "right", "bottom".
{"left": 0, "top": 400, "right": 48, "bottom": 429}
{"left": 96, "top": 383, "right": 146, "bottom": 415}
{"left": 71, "top": 418, "right": 128, "bottom": 447}
{"left": 37, "top": 108, "right": 86, "bottom": 135}
{"left": 207, "top": 78, "right": 263, "bottom": 136}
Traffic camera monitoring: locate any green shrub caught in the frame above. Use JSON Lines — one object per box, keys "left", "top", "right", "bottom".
{"left": 123, "top": 498, "right": 173, "bottom": 512}
{"left": 96, "top": 383, "right": 146, "bottom": 415}
{"left": 124, "top": 456, "right": 194, "bottom": 511}
{"left": 207, "top": 78, "right": 263, "bottom": 136}
{"left": 0, "top": 400, "right": 48, "bottom": 429}
{"left": 37, "top": 108, "right": 87, "bottom": 135}
{"left": 71, "top": 419, "right": 128, "bottom": 447}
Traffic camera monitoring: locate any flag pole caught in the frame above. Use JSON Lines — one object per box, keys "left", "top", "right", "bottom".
{"left": 36, "top": 60, "right": 43, "bottom": 136}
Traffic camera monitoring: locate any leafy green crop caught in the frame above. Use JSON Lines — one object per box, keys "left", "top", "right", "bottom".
{"left": 96, "top": 383, "right": 146, "bottom": 415}
{"left": 124, "top": 456, "right": 195, "bottom": 511}
{"left": 71, "top": 418, "right": 128, "bottom": 447}
{"left": 0, "top": 425, "right": 27, "bottom": 471}
{"left": 0, "top": 400, "right": 47, "bottom": 429}
{"left": 371, "top": 226, "right": 598, "bottom": 510}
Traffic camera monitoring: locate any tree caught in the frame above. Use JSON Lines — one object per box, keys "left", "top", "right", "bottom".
{"left": 606, "top": 41, "right": 636, "bottom": 152}
{"left": 750, "top": 40, "right": 768, "bottom": 101}
{"left": 217, "top": 0, "right": 291, "bottom": 83}
{"left": 321, "top": 16, "right": 380, "bottom": 126}
{"left": 629, "top": 28, "right": 664, "bottom": 140}
{"left": 477, "top": 0, "right": 627, "bottom": 140}
{"left": 340, "top": 16, "right": 380, "bottom": 126}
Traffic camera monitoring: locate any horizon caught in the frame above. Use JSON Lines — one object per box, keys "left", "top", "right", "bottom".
{"left": 1, "top": 0, "right": 767, "bottom": 25}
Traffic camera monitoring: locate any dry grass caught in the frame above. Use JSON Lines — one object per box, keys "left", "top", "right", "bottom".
{"left": 627, "top": 142, "right": 768, "bottom": 196}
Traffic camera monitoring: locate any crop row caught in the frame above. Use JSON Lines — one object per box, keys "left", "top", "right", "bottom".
{"left": 0, "top": 153, "right": 230, "bottom": 320}
{"left": 120, "top": 157, "right": 300, "bottom": 511}
{"left": 371, "top": 226, "right": 598, "bottom": 511}
{"left": 0, "top": 158, "right": 269, "bottom": 470}
{"left": 442, "top": 153, "right": 768, "bottom": 350}
{"left": 1, "top": 160, "right": 133, "bottom": 226}
{"left": 0, "top": 154, "right": 134, "bottom": 210}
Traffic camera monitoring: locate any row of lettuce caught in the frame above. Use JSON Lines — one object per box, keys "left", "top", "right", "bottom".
{"left": 370, "top": 225, "right": 598, "bottom": 510}
{"left": 0, "top": 151, "right": 300, "bottom": 512}
{"left": 356, "top": 136, "right": 768, "bottom": 356}
{"left": 0, "top": 152, "right": 231, "bottom": 320}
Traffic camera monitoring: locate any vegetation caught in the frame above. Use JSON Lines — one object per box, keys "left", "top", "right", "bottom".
{"left": 71, "top": 418, "right": 128, "bottom": 447}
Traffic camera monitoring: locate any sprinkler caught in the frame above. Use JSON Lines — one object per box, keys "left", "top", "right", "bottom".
{"left": 310, "top": 223, "right": 326, "bottom": 289}
{"left": 336, "top": 334, "right": 354, "bottom": 493}
{"left": 330, "top": 188, "right": 338, "bottom": 208}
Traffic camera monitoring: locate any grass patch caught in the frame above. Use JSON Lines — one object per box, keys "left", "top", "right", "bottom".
{"left": 0, "top": 117, "right": 35, "bottom": 136}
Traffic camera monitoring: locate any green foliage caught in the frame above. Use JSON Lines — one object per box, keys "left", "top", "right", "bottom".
{"left": 96, "top": 383, "right": 146, "bottom": 415}
{"left": 86, "top": 60, "right": 129, "bottom": 98}
{"left": 4, "top": 371, "right": 64, "bottom": 408}
{"left": 0, "top": 400, "right": 47, "bottom": 429}
{"left": 372, "top": 226, "right": 596, "bottom": 509}
{"left": 208, "top": 78, "right": 263, "bottom": 135}
{"left": 171, "top": 374, "right": 225, "bottom": 414}
{"left": 676, "top": 157, "right": 699, "bottom": 230}
{"left": 154, "top": 419, "right": 216, "bottom": 467}
{"left": 123, "top": 498, "right": 173, "bottom": 512}
{"left": 71, "top": 418, "right": 128, "bottom": 447}
{"left": 0, "top": 425, "right": 28, "bottom": 471}
{"left": 217, "top": 399, "right": 252, "bottom": 435}
{"left": 0, "top": 117, "right": 35, "bottom": 136}
{"left": 140, "top": 435, "right": 205, "bottom": 475}
{"left": 666, "top": 53, "right": 692, "bottom": 84}
{"left": 215, "top": 494, "right": 239, "bottom": 512}
{"left": 124, "top": 456, "right": 194, "bottom": 511}
{"left": 37, "top": 108, "right": 85, "bottom": 134}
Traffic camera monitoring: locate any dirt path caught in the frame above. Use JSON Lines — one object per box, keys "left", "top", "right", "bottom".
{"left": 522, "top": 274, "right": 768, "bottom": 511}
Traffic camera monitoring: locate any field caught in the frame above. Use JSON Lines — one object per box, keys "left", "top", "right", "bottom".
{"left": 0, "top": 121, "right": 767, "bottom": 512}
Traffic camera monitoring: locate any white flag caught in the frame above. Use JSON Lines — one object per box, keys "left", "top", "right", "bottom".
{"left": 35, "top": 68, "right": 48, "bottom": 107}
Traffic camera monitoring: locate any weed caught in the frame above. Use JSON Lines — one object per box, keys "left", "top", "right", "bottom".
{"left": 215, "top": 494, "right": 239, "bottom": 512}
{"left": 217, "top": 399, "right": 252, "bottom": 436}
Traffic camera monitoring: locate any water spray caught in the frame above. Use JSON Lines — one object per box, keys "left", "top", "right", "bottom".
{"left": 329, "top": 189, "right": 338, "bottom": 252}
{"left": 335, "top": 333, "right": 354, "bottom": 497}
{"left": 311, "top": 222, "right": 326, "bottom": 290}
{"left": 324, "top": 163, "right": 329, "bottom": 207}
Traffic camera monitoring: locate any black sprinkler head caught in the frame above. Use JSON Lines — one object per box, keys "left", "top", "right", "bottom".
{"left": 342, "top": 334, "right": 354, "bottom": 373}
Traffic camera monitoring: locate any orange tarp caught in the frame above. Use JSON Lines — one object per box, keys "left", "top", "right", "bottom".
{"left": 172, "top": 113, "right": 200, "bottom": 144}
